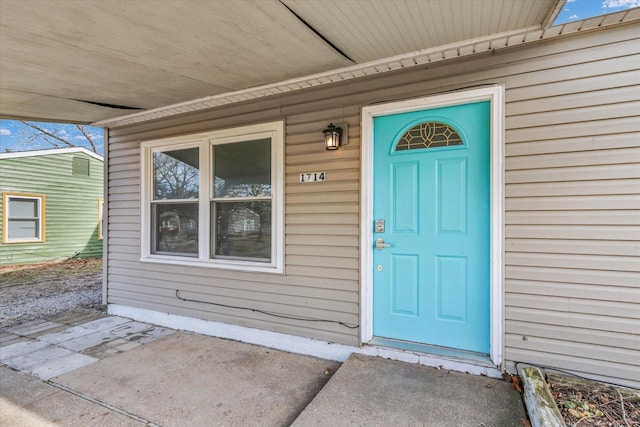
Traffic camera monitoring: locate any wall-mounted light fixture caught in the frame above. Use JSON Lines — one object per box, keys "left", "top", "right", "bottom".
{"left": 323, "top": 123, "right": 348, "bottom": 150}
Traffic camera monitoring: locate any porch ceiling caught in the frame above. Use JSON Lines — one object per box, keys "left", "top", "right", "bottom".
{"left": 0, "top": 0, "right": 561, "bottom": 124}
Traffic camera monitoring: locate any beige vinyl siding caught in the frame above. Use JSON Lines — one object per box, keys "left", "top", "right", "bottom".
{"left": 106, "top": 22, "right": 639, "bottom": 385}
{"left": 106, "top": 114, "right": 362, "bottom": 345}
{"left": 500, "top": 24, "right": 639, "bottom": 387}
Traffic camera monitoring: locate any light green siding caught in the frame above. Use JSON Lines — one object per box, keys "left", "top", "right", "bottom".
{"left": 0, "top": 148, "right": 103, "bottom": 265}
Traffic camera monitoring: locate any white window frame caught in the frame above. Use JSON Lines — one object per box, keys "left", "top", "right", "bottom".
{"left": 2, "top": 192, "right": 46, "bottom": 244}
{"left": 140, "top": 121, "right": 284, "bottom": 273}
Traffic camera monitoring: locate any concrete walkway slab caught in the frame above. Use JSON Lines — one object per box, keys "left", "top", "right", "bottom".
{"left": 57, "top": 329, "right": 119, "bottom": 352}
{"left": 0, "top": 339, "right": 50, "bottom": 360}
{"left": 53, "top": 331, "right": 340, "bottom": 427}
{"left": 37, "top": 325, "right": 96, "bottom": 345}
{"left": 124, "top": 325, "right": 174, "bottom": 344}
{"left": 3, "top": 345, "right": 74, "bottom": 372}
{"left": 0, "top": 367, "right": 146, "bottom": 426}
{"left": 293, "top": 354, "right": 526, "bottom": 427}
{"left": 0, "top": 334, "right": 29, "bottom": 350}
{"left": 5, "top": 320, "right": 62, "bottom": 337}
{"left": 29, "top": 352, "right": 98, "bottom": 380}
{"left": 110, "top": 321, "right": 153, "bottom": 337}
{"left": 80, "top": 316, "right": 131, "bottom": 331}
{"left": 2, "top": 341, "right": 98, "bottom": 380}
{"left": 43, "top": 309, "right": 106, "bottom": 327}
{"left": 82, "top": 337, "right": 142, "bottom": 359}
{"left": 2, "top": 315, "right": 530, "bottom": 426}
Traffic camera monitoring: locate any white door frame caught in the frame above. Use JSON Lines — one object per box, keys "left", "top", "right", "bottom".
{"left": 360, "top": 86, "right": 505, "bottom": 367}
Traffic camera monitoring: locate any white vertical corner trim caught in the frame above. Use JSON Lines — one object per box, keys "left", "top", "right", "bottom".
{"left": 490, "top": 85, "right": 506, "bottom": 367}
{"left": 102, "top": 127, "right": 109, "bottom": 305}
{"left": 360, "top": 86, "right": 505, "bottom": 367}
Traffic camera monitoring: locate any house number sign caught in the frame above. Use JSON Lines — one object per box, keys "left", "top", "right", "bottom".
{"left": 299, "top": 172, "right": 326, "bottom": 183}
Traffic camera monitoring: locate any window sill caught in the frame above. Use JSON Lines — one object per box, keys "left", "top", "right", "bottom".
{"left": 140, "top": 255, "right": 284, "bottom": 274}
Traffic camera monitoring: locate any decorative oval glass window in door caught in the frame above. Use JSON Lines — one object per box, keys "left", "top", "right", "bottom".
{"left": 395, "top": 121, "right": 463, "bottom": 151}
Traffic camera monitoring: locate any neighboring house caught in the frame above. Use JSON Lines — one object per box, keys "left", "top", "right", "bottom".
{"left": 97, "top": 20, "right": 639, "bottom": 388}
{"left": 0, "top": 147, "right": 104, "bottom": 265}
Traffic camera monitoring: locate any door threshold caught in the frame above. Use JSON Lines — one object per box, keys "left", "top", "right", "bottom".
{"left": 370, "top": 337, "right": 492, "bottom": 366}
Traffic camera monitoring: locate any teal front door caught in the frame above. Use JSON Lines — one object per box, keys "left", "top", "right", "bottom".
{"left": 372, "top": 100, "right": 490, "bottom": 354}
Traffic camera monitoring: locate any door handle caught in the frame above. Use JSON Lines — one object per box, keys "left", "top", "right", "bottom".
{"left": 375, "top": 238, "right": 391, "bottom": 250}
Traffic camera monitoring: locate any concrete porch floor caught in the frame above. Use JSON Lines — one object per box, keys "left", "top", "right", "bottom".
{"left": 1, "top": 314, "right": 526, "bottom": 426}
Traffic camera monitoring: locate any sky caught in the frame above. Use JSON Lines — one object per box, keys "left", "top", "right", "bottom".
{"left": 554, "top": 0, "right": 639, "bottom": 24}
{"left": 0, "top": 119, "right": 104, "bottom": 156}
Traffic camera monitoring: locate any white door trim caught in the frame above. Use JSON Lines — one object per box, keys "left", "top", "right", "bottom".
{"left": 360, "top": 86, "right": 505, "bottom": 367}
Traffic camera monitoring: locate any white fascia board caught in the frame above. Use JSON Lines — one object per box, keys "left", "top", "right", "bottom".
{"left": 0, "top": 146, "right": 103, "bottom": 161}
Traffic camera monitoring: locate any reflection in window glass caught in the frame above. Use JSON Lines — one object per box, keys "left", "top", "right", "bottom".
{"left": 212, "top": 201, "right": 271, "bottom": 261}
{"left": 8, "top": 219, "right": 38, "bottom": 239}
{"left": 153, "top": 148, "right": 199, "bottom": 200}
{"left": 213, "top": 139, "right": 271, "bottom": 198}
{"left": 152, "top": 203, "right": 199, "bottom": 256}
{"left": 10, "top": 199, "right": 38, "bottom": 217}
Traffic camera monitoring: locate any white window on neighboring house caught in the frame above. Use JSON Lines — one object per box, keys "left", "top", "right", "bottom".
{"left": 141, "top": 121, "right": 284, "bottom": 273}
{"left": 2, "top": 192, "right": 46, "bottom": 243}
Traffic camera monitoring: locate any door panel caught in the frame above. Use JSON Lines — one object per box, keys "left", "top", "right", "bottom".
{"left": 392, "top": 162, "right": 419, "bottom": 233}
{"left": 435, "top": 255, "right": 467, "bottom": 321}
{"left": 391, "top": 254, "right": 419, "bottom": 316}
{"left": 372, "top": 101, "right": 490, "bottom": 354}
{"left": 437, "top": 158, "right": 466, "bottom": 234}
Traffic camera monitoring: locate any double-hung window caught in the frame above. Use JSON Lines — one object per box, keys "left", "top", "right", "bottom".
{"left": 141, "top": 121, "right": 284, "bottom": 273}
{"left": 2, "top": 193, "right": 46, "bottom": 243}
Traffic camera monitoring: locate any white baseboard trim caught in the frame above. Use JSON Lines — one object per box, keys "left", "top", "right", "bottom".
{"left": 108, "top": 304, "right": 502, "bottom": 378}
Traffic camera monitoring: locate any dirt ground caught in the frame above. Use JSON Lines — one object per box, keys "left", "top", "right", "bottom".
{"left": 0, "top": 258, "right": 105, "bottom": 328}
{"left": 548, "top": 372, "right": 640, "bottom": 427}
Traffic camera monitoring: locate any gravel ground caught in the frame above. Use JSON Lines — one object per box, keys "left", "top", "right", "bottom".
{"left": 0, "top": 260, "right": 106, "bottom": 328}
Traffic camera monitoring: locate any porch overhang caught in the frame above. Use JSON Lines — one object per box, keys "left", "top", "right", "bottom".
{"left": 2, "top": 0, "right": 638, "bottom": 127}
{"left": 95, "top": 8, "right": 640, "bottom": 128}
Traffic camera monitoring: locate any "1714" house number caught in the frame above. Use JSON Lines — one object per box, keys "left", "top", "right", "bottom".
{"left": 299, "top": 172, "right": 326, "bottom": 183}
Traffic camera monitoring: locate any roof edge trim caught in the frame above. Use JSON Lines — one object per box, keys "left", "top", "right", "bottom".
{"left": 0, "top": 146, "right": 103, "bottom": 161}
{"left": 542, "top": 0, "right": 566, "bottom": 29}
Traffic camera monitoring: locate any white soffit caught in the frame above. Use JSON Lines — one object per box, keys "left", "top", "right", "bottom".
{"left": 96, "top": 7, "right": 639, "bottom": 128}
{"left": 283, "top": 0, "right": 553, "bottom": 63}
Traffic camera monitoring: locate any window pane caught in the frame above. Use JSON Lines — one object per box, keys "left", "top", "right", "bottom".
{"left": 153, "top": 148, "right": 199, "bottom": 200}
{"left": 213, "top": 201, "right": 271, "bottom": 261}
{"left": 396, "top": 122, "right": 463, "bottom": 151}
{"left": 213, "top": 139, "right": 271, "bottom": 198}
{"left": 10, "top": 199, "right": 38, "bottom": 218}
{"left": 8, "top": 219, "right": 38, "bottom": 239}
{"left": 152, "top": 203, "right": 198, "bottom": 256}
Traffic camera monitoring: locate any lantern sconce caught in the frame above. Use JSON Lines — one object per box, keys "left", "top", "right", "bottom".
{"left": 323, "top": 123, "right": 348, "bottom": 150}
